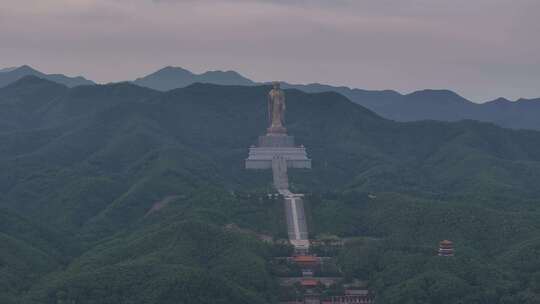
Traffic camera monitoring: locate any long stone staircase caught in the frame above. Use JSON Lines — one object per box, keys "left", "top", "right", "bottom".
{"left": 272, "top": 156, "right": 310, "bottom": 252}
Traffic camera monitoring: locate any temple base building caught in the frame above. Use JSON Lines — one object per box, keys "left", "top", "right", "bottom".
{"left": 245, "top": 135, "right": 311, "bottom": 170}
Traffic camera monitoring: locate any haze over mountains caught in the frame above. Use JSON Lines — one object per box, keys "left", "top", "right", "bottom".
{"left": 2, "top": 65, "right": 540, "bottom": 131}
{"left": 0, "top": 65, "right": 95, "bottom": 88}
{"left": 132, "top": 66, "right": 254, "bottom": 90}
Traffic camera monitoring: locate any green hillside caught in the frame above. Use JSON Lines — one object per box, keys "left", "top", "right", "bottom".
{"left": 1, "top": 77, "right": 540, "bottom": 303}
{"left": 0, "top": 208, "right": 66, "bottom": 303}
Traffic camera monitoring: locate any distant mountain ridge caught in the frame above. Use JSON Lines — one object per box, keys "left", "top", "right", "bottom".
{"left": 3, "top": 65, "right": 540, "bottom": 131}
{"left": 0, "top": 67, "right": 18, "bottom": 73}
{"left": 132, "top": 66, "right": 255, "bottom": 91}
{"left": 0, "top": 65, "right": 95, "bottom": 88}
{"left": 131, "top": 66, "right": 540, "bottom": 131}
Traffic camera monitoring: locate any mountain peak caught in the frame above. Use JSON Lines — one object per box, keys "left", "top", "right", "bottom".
{"left": 198, "top": 69, "right": 254, "bottom": 85}
{"left": 408, "top": 89, "right": 461, "bottom": 97}
{"left": 5, "top": 65, "right": 43, "bottom": 76}
{"left": 487, "top": 97, "right": 512, "bottom": 104}
{"left": 11, "top": 65, "right": 42, "bottom": 75}
{"left": 18, "top": 64, "right": 37, "bottom": 70}
{"left": 0, "top": 65, "right": 94, "bottom": 88}
{"left": 405, "top": 89, "right": 470, "bottom": 105}
{"left": 202, "top": 69, "right": 241, "bottom": 76}
{"left": 6, "top": 75, "right": 64, "bottom": 88}
{"left": 133, "top": 66, "right": 254, "bottom": 91}
{"left": 156, "top": 66, "right": 194, "bottom": 75}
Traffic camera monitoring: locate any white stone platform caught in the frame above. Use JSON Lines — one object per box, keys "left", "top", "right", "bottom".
{"left": 245, "top": 146, "right": 311, "bottom": 169}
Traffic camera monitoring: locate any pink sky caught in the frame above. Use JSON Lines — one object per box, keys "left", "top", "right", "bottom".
{"left": 1, "top": 0, "right": 539, "bottom": 101}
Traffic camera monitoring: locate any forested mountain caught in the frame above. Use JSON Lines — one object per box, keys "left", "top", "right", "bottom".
{"left": 130, "top": 66, "right": 540, "bottom": 131}
{"left": 0, "top": 65, "right": 95, "bottom": 88}
{"left": 1, "top": 76, "right": 540, "bottom": 303}
{"left": 4, "top": 65, "right": 540, "bottom": 131}
{"left": 306, "top": 86, "right": 540, "bottom": 131}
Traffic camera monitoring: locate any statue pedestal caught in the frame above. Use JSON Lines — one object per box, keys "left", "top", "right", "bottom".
{"left": 246, "top": 134, "right": 311, "bottom": 169}
{"left": 258, "top": 135, "right": 295, "bottom": 147}
{"left": 267, "top": 126, "right": 287, "bottom": 135}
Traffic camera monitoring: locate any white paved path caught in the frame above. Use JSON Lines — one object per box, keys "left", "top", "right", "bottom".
{"left": 273, "top": 156, "right": 310, "bottom": 252}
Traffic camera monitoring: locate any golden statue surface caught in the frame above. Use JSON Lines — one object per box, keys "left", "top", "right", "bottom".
{"left": 267, "top": 82, "right": 287, "bottom": 135}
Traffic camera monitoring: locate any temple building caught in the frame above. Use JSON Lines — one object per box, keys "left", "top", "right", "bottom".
{"left": 292, "top": 255, "right": 320, "bottom": 268}
{"left": 438, "top": 240, "right": 454, "bottom": 256}
{"left": 322, "top": 290, "right": 374, "bottom": 304}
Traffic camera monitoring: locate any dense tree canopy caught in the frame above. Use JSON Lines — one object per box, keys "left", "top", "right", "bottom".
{"left": 1, "top": 76, "right": 540, "bottom": 303}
